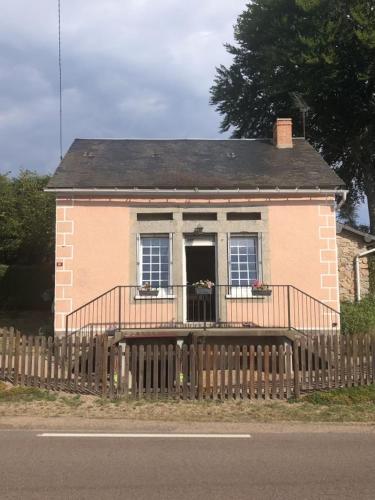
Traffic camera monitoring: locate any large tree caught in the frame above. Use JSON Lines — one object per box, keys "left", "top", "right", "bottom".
{"left": 211, "top": 0, "right": 375, "bottom": 230}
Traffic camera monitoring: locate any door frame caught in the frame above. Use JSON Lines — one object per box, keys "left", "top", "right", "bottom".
{"left": 182, "top": 234, "right": 218, "bottom": 325}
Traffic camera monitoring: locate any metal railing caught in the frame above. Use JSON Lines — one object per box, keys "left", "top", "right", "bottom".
{"left": 65, "top": 285, "right": 341, "bottom": 339}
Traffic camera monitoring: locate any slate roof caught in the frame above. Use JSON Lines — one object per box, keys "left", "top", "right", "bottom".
{"left": 47, "top": 138, "right": 344, "bottom": 190}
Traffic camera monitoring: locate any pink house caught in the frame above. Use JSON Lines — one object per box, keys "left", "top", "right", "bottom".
{"left": 46, "top": 119, "right": 346, "bottom": 344}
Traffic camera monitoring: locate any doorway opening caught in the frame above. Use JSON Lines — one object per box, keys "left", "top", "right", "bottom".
{"left": 185, "top": 244, "right": 216, "bottom": 323}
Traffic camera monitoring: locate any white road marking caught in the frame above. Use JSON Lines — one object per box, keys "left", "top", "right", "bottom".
{"left": 38, "top": 433, "right": 251, "bottom": 439}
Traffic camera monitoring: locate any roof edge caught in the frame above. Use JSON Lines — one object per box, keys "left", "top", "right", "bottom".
{"left": 45, "top": 187, "right": 347, "bottom": 197}
{"left": 336, "top": 223, "right": 375, "bottom": 243}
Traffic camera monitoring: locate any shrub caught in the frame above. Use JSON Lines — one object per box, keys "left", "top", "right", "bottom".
{"left": 341, "top": 296, "right": 375, "bottom": 335}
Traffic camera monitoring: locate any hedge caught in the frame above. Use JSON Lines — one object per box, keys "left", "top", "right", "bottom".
{"left": 0, "top": 263, "right": 53, "bottom": 310}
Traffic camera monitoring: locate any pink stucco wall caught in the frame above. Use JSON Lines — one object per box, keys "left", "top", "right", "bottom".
{"left": 55, "top": 195, "right": 339, "bottom": 333}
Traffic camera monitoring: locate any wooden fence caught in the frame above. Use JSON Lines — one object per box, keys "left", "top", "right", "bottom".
{"left": 1, "top": 329, "right": 374, "bottom": 400}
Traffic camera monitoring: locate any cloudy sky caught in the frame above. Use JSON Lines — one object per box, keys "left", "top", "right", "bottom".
{"left": 0, "top": 0, "right": 248, "bottom": 175}
{"left": 0, "top": 0, "right": 370, "bottom": 224}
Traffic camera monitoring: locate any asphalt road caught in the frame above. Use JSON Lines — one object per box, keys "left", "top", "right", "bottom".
{"left": 1, "top": 429, "right": 374, "bottom": 500}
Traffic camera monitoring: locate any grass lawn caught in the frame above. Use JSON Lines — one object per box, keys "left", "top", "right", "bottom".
{"left": 0, "top": 381, "right": 375, "bottom": 423}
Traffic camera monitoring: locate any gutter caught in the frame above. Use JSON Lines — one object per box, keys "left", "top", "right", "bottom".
{"left": 45, "top": 186, "right": 348, "bottom": 199}
{"left": 355, "top": 247, "right": 375, "bottom": 301}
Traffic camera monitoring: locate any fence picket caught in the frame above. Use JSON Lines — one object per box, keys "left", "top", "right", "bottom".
{"left": 145, "top": 345, "right": 152, "bottom": 398}
{"left": 313, "top": 336, "right": 319, "bottom": 389}
{"left": 7, "top": 331, "right": 14, "bottom": 380}
{"left": 54, "top": 337, "right": 60, "bottom": 391}
{"left": 175, "top": 345, "right": 181, "bottom": 400}
{"left": 220, "top": 345, "right": 226, "bottom": 400}
{"left": 205, "top": 344, "right": 211, "bottom": 400}
{"left": 353, "top": 336, "right": 358, "bottom": 387}
{"left": 326, "top": 335, "right": 332, "bottom": 389}
{"left": 80, "top": 337, "right": 87, "bottom": 390}
{"left": 256, "top": 345, "right": 262, "bottom": 400}
{"left": 300, "top": 337, "right": 306, "bottom": 391}
{"left": 131, "top": 345, "right": 138, "bottom": 399}
{"left": 264, "top": 345, "right": 270, "bottom": 400}
{"left": 189, "top": 344, "right": 196, "bottom": 400}
{"left": 293, "top": 339, "right": 300, "bottom": 399}
{"left": 249, "top": 345, "right": 255, "bottom": 399}
{"left": 109, "top": 344, "right": 116, "bottom": 399}
{"left": 46, "top": 336, "right": 52, "bottom": 389}
{"left": 212, "top": 345, "right": 218, "bottom": 400}
{"left": 66, "top": 336, "right": 73, "bottom": 391}
{"left": 182, "top": 344, "right": 188, "bottom": 400}
{"left": 40, "top": 336, "right": 46, "bottom": 389}
{"left": 33, "top": 337, "right": 40, "bottom": 387}
{"left": 365, "top": 335, "right": 371, "bottom": 385}
{"left": 307, "top": 337, "right": 313, "bottom": 389}
{"left": 347, "top": 335, "right": 352, "bottom": 387}
{"left": 321, "top": 335, "right": 326, "bottom": 389}
{"left": 227, "top": 345, "right": 233, "bottom": 398}
{"left": 333, "top": 334, "right": 339, "bottom": 388}
{"left": 102, "top": 336, "right": 108, "bottom": 397}
{"left": 160, "top": 345, "right": 166, "bottom": 399}
{"left": 242, "top": 345, "right": 248, "bottom": 400}
{"left": 0, "top": 331, "right": 6, "bottom": 378}
{"left": 198, "top": 344, "right": 203, "bottom": 401}
{"left": 27, "top": 336, "right": 33, "bottom": 386}
{"left": 271, "top": 345, "right": 277, "bottom": 399}
{"left": 20, "top": 335, "right": 27, "bottom": 386}
{"left": 168, "top": 344, "right": 174, "bottom": 399}
{"left": 13, "top": 332, "right": 20, "bottom": 385}
{"left": 124, "top": 345, "right": 130, "bottom": 398}
{"left": 87, "top": 335, "right": 94, "bottom": 391}
{"left": 285, "top": 344, "right": 291, "bottom": 399}
{"left": 138, "top": 345, "right": 144, "bottom": 399}
{"left": 278, "top": 345, "right": 284, "bottom": 399}
{"left": 116, "top": 344, "right": 122, "bottom": 396}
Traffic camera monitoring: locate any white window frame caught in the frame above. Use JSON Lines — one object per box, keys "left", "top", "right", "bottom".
{"left": 227, "top": 233, "right": 261, "bottom": 298}
{"left": 135, "top": 234, "right": 174, "bottom": 299}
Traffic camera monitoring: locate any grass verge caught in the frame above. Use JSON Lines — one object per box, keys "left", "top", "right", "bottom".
{"left": 0, "top": 381, "right": 375, "bottom": 422}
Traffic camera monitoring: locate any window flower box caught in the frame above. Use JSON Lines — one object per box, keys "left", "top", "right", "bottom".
{"left": 252, "top": 280, "right": 272, "bottom": 297}
{"left": 251, "top": 288, "right": 272, "bottom": 297}
{"left": 138, "top": 283, "right": 159, "bottom": 297}
{"left": 193, "top": 279, "right": 214, "bottom": 296}
{"left": 195, "top": 287, "right": 213, "bottom": 296}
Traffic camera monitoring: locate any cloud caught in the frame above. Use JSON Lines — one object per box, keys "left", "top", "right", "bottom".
{"left": 0, "top": 0, "right": 247, "bottom": 174}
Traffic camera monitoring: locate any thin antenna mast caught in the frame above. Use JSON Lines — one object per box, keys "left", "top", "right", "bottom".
{"left": 289, "top": 92, "right": 310, "bottom": 138}
{"left": 58, "top": 0, "right": 63, "bottom": 160}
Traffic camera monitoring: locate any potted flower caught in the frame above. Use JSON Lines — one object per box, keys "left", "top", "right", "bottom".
{"left": 138, "top": 282, "right": 159, "bottom": 297}
{"left": 251, "top": 280, "right": 272, "bottom": 297}
{"left": 193, "top": 279, "right": 215, "bottom": 295}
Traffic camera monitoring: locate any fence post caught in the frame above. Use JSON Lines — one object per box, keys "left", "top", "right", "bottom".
{"left": 293, "top": 339, "right": 300, "bottom": 399}
{"left": 0, "top": 330, "right": 6, "bottom": 379}
{"left": 102, "top": 336, "right": 108, "bottom": 397}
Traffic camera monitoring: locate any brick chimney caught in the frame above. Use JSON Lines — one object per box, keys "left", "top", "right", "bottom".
{"left": 273, "top": 118, "right": 293, "bottom": 149}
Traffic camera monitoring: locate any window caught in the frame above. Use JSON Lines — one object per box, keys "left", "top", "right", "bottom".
{"left": 229, "top": 235, "right": 258, "bottom": 287}
{"left": 182, "top": 213, "right": 217, "bottom": 221}
{"left": 139, "top": 236, "right": 170, "bottom": 288}
{"left": 137, "top": 213, "right": 173, "bottom": 221}
{"left": 226, "top": 212, "right": 261, "bottom": 221}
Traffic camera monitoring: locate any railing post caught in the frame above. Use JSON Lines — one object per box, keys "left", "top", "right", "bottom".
{"left": 118, "top": 287, "right": 122, "bottom": 331}
{"left": 287, "top": 285, "right": 291, "bottom": 330}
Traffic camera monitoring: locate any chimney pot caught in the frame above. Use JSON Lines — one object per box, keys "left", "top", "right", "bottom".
{"left": 273, "top": 118, "right": 293, "bottom": 149}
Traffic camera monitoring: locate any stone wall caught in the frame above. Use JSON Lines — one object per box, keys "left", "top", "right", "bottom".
{"left": 337, "top": 231, "right": 370, "bottom": 302}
